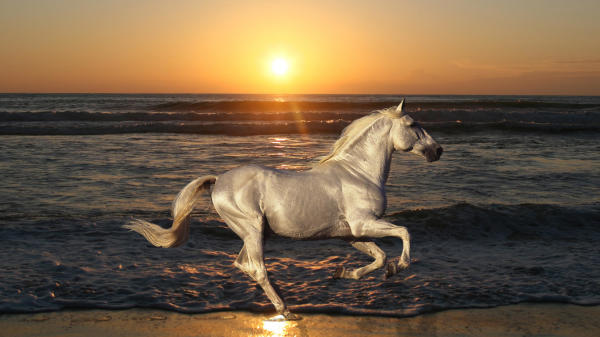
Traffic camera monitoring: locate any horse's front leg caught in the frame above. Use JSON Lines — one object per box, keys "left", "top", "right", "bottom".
{"left": 333, "top": 240, "right": 386, "bottom": 280}
{"left": 349, "top": 218, "right": 411, "bottom": 279}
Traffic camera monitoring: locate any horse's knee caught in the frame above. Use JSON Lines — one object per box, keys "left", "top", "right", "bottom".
{"left": 374, "top": 253, "right": 386, "bottom": 268}
{"left": 392, "top": 225, "right": 406, "bottom": 234}
{"left": 366, "top": 244, "right": 386, "bottom": 267}
{"left": 396, "top": 226, "right": 410, "bottom": 242}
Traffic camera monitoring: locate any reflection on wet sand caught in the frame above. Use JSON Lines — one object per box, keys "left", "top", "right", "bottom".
{"left": 261, "top": 318, "right": 296, "bottom": 337}
{"left": 3, "top": 305, "right": 598, "bottom": 337}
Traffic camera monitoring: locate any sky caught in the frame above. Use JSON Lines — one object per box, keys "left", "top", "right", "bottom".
{"left": 1, "top": 0, "right": 599, "bottom": 94}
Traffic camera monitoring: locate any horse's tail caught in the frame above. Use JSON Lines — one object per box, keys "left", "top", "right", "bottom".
{"left": 123, "top": 175, "right": 217, "bottom": 248}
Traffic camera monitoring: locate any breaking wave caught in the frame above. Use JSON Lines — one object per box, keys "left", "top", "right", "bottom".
{"left": 2, "top": 95, "right": 599, "bottom": 135}
{"left": 1, "top": 112, "right": 598, "bottom": 135}
{"left": 150, "top": 99, "right": 600, "bottom": 112}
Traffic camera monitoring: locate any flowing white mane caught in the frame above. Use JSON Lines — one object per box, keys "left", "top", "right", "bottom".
{"left": 318, "top": 107, "right": 402, "bottom": 164}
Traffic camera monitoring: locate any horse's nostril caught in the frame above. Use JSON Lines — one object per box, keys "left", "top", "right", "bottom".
{"left": 436, "top": 147, "right": 443, "bottom": 158}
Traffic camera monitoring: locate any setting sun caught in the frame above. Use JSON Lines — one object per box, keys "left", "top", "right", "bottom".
{"left": 271, "top": 58, "right": 289, "bottom": 76}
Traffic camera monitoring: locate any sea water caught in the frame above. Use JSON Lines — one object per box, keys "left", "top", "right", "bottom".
{"left": 0, "top": 94, "right": 598, "bottom": 315}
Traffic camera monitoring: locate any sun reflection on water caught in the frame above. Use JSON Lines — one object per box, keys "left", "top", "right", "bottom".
{"left": 261, "top": 318, "right": 296, "bottom": 337}
{"left": 270, "top": 137, "right": 289, "bottom": 146}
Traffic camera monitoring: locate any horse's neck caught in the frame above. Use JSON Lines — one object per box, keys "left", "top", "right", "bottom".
{"left": 332, "top": 126, "right": 394, "bottom": 186}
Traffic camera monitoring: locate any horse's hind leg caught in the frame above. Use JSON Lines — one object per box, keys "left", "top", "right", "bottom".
{"left": 333, "top": 240, "right": 386, "bottom": 280}
{"left": 350, "top": 219, "right": 411, "bottom": 279}
{"left": 233, "top": 230, "right": 299, "bottom": 320}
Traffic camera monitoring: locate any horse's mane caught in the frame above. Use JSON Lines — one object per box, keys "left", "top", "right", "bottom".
{"left": 318, "top": 107, "right": 400, "bottom": 164}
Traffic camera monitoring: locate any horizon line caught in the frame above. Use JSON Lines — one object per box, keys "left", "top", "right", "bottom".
{"left": 1, "top": 92, "right": 599, "bottom": 97}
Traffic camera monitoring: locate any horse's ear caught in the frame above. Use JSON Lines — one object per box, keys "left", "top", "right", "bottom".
{"left": 395, "top": 99, "right": 405, "bottom": 113}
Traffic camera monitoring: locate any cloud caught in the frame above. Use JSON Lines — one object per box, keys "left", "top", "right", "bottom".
{"left": 554, "top": 59, "right": 600, "bottom": 64}
{"left": 441, "top": 70, "right": 600, "bottom": 95}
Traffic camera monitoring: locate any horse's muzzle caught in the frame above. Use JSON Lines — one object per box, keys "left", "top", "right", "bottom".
{"left": 426, "top": 145, "right": 443, "bottom": 162}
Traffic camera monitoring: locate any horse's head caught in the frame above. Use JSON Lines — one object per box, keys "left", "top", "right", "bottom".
{"left": 389, "top": 100, "right": 443, "bottom": 162}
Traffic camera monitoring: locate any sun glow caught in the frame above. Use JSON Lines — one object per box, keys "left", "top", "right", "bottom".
{"left": 271, "top": 58, "right": 289, "bottom": 76}
{"left": 262, "top": 317, "right": 295, "bottom": 337}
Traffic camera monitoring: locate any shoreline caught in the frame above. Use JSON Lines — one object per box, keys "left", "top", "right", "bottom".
{"left": 1, "top": 303, "right": 599, "bottom": 337}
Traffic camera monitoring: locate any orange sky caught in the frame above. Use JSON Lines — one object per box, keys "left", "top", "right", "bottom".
{"left": 1, "top": 0, "right": 599, "bottom": 94}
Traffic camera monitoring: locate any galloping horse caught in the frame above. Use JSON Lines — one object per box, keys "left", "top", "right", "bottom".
{"left": 125, "top": 100, "right": 443, "bottom": 320}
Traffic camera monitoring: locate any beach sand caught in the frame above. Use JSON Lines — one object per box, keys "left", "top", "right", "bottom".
{"left": 1, "top": 304, "right": 598, "bottom": 337}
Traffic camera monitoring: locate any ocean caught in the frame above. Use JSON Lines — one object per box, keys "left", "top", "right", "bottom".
{"left": 0, "top": 94, "right": 599, "bottom": 316}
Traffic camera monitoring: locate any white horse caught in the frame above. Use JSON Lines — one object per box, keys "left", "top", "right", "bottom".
{"left": 125, "top": 100, "right": 442, "bottom": 320}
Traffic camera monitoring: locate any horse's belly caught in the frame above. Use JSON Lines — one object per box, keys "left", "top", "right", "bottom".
{"left": 267, "top": 213, "right": 351, "bottom": 239}
{"left": 264, "top": 194, "right": 350, "bottom": 240}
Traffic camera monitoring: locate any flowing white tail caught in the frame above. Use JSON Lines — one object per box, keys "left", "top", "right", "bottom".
{"left": 124, "top": 175, "right": 217, "bottom": 247}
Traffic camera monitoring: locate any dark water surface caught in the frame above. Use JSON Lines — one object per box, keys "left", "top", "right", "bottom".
{"left": 1, "top": 94, "right": 599, "bottom": 315}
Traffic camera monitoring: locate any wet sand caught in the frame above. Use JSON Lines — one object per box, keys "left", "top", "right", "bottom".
{"left": 1, "top": 304, "right": 598, "bottom": 337}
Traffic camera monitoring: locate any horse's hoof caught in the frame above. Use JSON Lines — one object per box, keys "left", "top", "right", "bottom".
{"left": 265, "top": 314, "right": 286, "bottom": 322}
{"left": 384, "top": 262, "right": 396, "bottom": 279}
{"left": 265, "top": 311, "right": 302, "bottom": 321}
{"left": 333, "top": 266, "right": 345, "bottom": 279}
{"left": 283, "top": 312, "right": 302, "bottom": 321}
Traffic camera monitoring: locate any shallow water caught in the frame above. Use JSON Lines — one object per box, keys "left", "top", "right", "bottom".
{"left": 0, "top": 94, "right": 599, "bottom": 315}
